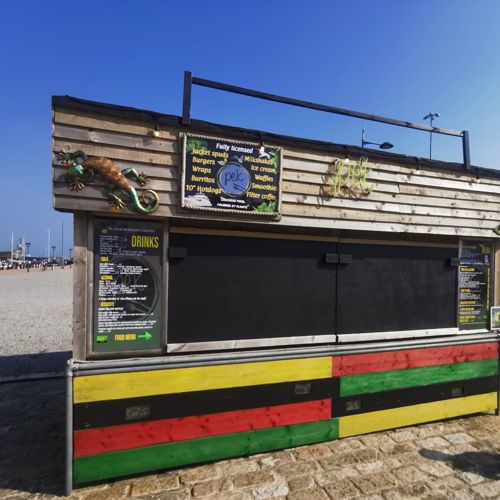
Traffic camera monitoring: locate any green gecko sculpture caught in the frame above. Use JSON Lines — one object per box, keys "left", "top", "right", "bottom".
{"left": 57, "top": 150, "right": 160, "bottom": 214}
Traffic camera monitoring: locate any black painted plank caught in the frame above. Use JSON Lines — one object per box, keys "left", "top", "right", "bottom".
{"left": 333, "top": 376, "right": 497, "bottom": 417}
{"left": 74, "top": 377, "right": 335, "bottom": 430}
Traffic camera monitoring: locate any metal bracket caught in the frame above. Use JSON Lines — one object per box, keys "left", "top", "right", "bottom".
{"left": 339, "top": 254, "right": 353, "bottom": 265}
{"left": 181, "top": 70, "right": 471, "bottom": 169}
{"left": 182, "top": 71, "right": 192, "bottom": 125}
{"left": 462, "top": 130, "right": 471, "bottom": 170}
{"left": 324, "top": 254, "right": 352, "bottom": 264}
{"left": 325, "top": 253, "right": 340, "bottom": 264}
{"left": 168, "top": 247, "right": 187, "bottom": 259}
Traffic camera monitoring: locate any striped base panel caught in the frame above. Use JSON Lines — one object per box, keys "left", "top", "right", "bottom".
{"left": 72, "top": 342, "right": 498, "bottom": 485}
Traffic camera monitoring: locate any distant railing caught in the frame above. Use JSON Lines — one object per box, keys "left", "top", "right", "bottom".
{"left": 181, "top": 71, "right": 471, "bottom": 169}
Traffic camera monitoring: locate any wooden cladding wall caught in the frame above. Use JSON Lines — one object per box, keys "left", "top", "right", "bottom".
{"left": 53, "top": 106, "right": 500, "bottom": 237}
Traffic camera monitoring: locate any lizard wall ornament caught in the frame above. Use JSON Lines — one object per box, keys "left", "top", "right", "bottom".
{"left": 57, "top": 150, "right": 160, "bottom": 215}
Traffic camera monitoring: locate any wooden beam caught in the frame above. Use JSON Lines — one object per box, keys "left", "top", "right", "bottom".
{"left": 73, "top": 212, "right": 89, "bottom": 360}
{"left": 53, "top": 124, "right": 178, "bottom": 153}
{"left": 53, "top": 140, "right": 177, "bottom": 166}
{"left": 54, "top": 108, "right": 178, "bottom": 140}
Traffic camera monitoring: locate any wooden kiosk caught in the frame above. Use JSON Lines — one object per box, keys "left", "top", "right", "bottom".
{"left": 53, "top": 87, "right": 500, "bottom": 492}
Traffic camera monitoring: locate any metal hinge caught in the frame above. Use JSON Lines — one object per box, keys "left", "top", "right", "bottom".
{"left": 168, "top": 247, "right": 187, "bottom": 259}
{"left": 324, "top": 253, "right": 352, "bottom": 264}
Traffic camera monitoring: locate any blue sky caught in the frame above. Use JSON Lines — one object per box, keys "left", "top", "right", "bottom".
{"left": 1, "top": 1, "right": 500, "bottom": 256}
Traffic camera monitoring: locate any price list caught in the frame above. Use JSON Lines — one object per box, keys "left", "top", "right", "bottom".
{"left": 458, "top": 240, "right": 491, "bottom": 330}
{"left": 92, "top": 218, "right": 163, "bottom": 353}
{"left": 182, "top": 134, "right": 281, "bottom": 215}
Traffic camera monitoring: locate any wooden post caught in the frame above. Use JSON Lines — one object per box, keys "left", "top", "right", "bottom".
{"left": 494, "top": 241, "right": 500, "bottom": 307}
{"left": 73, "top": 212, "right": 89, "bottom": 359}
{"left": 493, "top": 240, "right": 500, "bottom": 416}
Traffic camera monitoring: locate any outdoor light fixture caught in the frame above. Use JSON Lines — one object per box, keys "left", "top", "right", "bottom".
{"left": 361, "top": 129, "right": 394, "bottom": 150}
{"left": 423, "top": 112, "right": 440, "bottom": 159}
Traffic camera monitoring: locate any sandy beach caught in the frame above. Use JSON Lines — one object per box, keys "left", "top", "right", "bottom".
{"left": 0, "top": 267, "right": 72, "bottom": 376}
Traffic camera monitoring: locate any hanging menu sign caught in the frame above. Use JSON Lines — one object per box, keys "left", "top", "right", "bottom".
{"left": 92, "top": 218, "right": 163, "bottom": 353}
{"left": 458, "top": 240, "right": 491, "bottom": 330}
{"left": 181, "top": 134, "right": 281, "bottom": 216}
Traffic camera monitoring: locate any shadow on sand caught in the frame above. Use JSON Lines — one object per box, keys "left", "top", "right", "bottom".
{"left": 0, "top": 355, "right": 68, "bottom": 496}
{"left": 0, "top": 350, "right": 71, "bottom": 379}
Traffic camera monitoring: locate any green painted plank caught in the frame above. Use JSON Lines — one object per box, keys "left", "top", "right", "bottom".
{"left": 74, "top": 418, "right": 339, "bottom": 484}
{"left": 341, "top": 359, "right": 498, "bottom": 397}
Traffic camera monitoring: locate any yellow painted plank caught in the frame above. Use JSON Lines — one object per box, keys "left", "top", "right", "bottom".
{"left": 74, "top": 357, "right": 333, "bottom": 403}
{"left": 339, "top": 392, "right": 497, "bottom": 438}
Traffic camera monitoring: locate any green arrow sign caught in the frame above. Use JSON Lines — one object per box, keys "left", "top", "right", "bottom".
{"left": 138, "top": 332, "right": 153, "bottom": 341}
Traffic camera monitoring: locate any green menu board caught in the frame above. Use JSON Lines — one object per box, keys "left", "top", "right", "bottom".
{"left": 92, "top": 218, "right": 163, "bottom": 353}
{"left": 458, "top": 240, "right": 492, "bottom": 330}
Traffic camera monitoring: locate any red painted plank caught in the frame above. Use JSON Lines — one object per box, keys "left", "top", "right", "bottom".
{"left": 74, "top": 399, "right": 331, "bottom": 457}
{"left": 333, "top": 342, "right": 498, "bottom": 376}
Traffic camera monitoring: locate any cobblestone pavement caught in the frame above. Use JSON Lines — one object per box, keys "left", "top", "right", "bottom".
{"left": 1, "top": 379, "right": 500, "bottom": 499}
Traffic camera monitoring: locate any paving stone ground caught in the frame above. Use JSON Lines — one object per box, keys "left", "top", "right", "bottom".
{"left": 1, "top": 378, "right": 500, "bottom": 499}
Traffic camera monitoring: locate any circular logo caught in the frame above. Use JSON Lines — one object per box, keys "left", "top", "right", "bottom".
{"left": 217, "top": 163, "right": 251, "bottom": 197}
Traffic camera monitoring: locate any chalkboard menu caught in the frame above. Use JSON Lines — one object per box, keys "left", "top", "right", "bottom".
{"left": 181, "top": 134, "right": 281, "bottom": 215}
{"left": 458, "top": 240, "right": 492, "bottom": 330}
{"left": 93, "top": 218, "right": 163, "bottom": 353}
